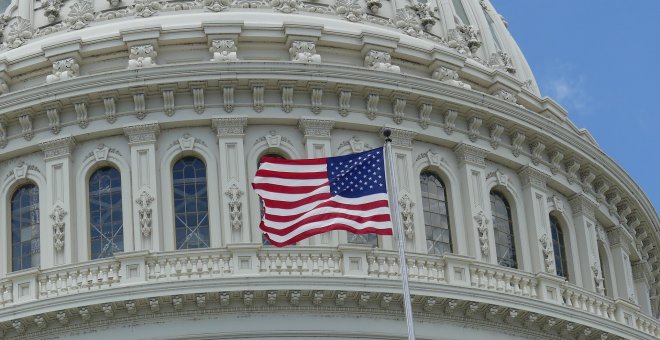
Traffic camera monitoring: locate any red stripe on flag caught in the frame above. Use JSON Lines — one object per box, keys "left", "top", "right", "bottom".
{"left": 255, "top": 169, "right": 328, "bottom": 180}
{"left": 264, "top": 200, "right": 391, "bottom": 222}
{"left": 260, "top": 211, "right": 392, "bottom": 236}
{"left": 252, "top": 182, "right": 329, "bottom": 194}
{"left": 260, "top": 193, "right": 332, "bottom": 209}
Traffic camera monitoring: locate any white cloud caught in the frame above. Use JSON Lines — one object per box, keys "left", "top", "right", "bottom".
{"left": 540, "top": 64, "right": 593, "bottom": 115}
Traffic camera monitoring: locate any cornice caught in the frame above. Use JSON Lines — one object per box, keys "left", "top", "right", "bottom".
{"left": 38, "top": 135, "right": 76, "bottom": 161}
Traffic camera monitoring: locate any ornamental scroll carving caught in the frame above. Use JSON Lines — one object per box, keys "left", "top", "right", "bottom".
{"left": 539, "top": 234, "right": 554, "bottom": 273}
{"left": 128, "top": 45, "right": 157, "bottom": 69}
{"left": 398, "top": 194, "right": 414, "bottom": 239}
{"left": 474, "top": 210, "right": 489, "bottom": 256}
{"left": 210, "top": 40, "right": 238, "bottom": 62}
{"left": 50, "top": 205, "right": 67, "bottom": 251}
{"left": 135, "top": 190, "right": 155, "bottom": 237}
{"left": 225, "top": 184, "right": 244, "bottom": 231}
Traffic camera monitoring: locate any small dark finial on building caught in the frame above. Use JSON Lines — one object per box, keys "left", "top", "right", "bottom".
{"left": 383, "top": 128, "right": 392, "bottom": 143}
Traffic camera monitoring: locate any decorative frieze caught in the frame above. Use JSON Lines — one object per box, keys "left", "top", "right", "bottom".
{"left": 417, "top": 102, "right": 432, "bottom": 129}
{"left": 204, "top": 0, "right": 230, "bottom": 12}
{"left": 272, "top": 0, "right": 301, "bottom": 13}
{"left": 39, "top": 136, "right": 76, "bottom": 160}
{"left": 128, "top": 44, "right": 157, "bottom": 69}
{"left": 467, "top": 117, "right": 482, "bottom": 142}
{"left": 381, "top": 127, "right": 416, "bottom": 148}
{"left": 135, "top": 190, "right": 155, "bottom": 237}
{"left": 453, "top": 143, "right": 487, "bottom": 168}
{"left": 298, "top": 117, "right": 335, "bottom": 138}
{"left": 46, "top": 58, "right": 79, "bottom": 83}
{"left": 539, "top": 234, "right": 554, "bottom": 273}
{"left": 124, "top": 122, "right": 160, "bottom": 145}
{"left": 364, "top": 50, "right": 400, "bottom": 73}
{"left": 392, "top": 95, "right": 407, "bottom": 124}
{"left": 74, "top": 102, "right": 89, "bottom": 128}
{"left": 444, "top": 109, "right": 458, "bottom": 135}
{"left": 510, "top": 130, "right": 525, "bottom": 157}
{"left": 19, "top": 113, "right": 33, "bottom": 141}
{"left": 210, "top": 40, "right": 238, "bottom": 61}
{"left": 289, "top": 41, "right": 321, "bottom": 63}
{"left": 398, "top": 194, "right": 414, "bottom": 239}
{"left": 50, "top": 205, "right": 67, "bottom": 251}
{"left": 133, "top": 0, "right": 162, "bottom": 17}
{"left": 337, "top": 88, "right": 352, "bottom": 116}
{"left": 432, "top": 66, "right": 471, "bottom": 89}
{"left": 212, "top": 116, "right": 248, "bottom": 136}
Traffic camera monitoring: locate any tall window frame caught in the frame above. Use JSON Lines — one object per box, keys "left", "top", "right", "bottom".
{"left": 172, "top": 156, "right": 210, "bottom": 250}
{"left": 549, "top": 215, "right": 568, "bottom": 280}
{"left": 420, "top": 171, "right": 452, "bottom": 254}
{"left": 89, "top": 166, "right": 124, "bottom": 259}
{"left": 11, "top": 183, "right": 40, "bottom": 271}
{"left": 490, "top": 190, "right": 517, "bottom": 268}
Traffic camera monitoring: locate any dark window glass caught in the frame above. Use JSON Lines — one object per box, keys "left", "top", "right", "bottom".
{"left": 11, "top": 184, "right": 40, "bottom": 271}
{"left": 550, "top": 215, "right": 568, "bottom": 279}
{"left": 259, "top": 154, "right": 286, "bottom": 246}
{"left": 420, "top": 172, "right": 452, "bottom": 254}
{"left": 89, "top": 167, "right": 124, "bottom": 259}
{"left": 490, "top": 191, "right": 517, "bottom": 268}
{"left": 173, "top": 156, "right": 209, "bottom": 249}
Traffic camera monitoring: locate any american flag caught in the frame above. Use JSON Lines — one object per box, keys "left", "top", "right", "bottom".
{"left": 252, "top": 147, "right": 393, "bottom": 247}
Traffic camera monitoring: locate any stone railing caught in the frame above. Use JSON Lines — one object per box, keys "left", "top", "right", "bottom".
{"left": 0, "top": 247, "right": 657, "bottom": 337}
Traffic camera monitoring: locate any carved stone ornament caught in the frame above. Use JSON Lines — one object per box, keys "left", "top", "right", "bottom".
{"left": 364, "top": 50, "right": 400, "bottom": 73}
{"left": 51, "top": 205, "right": 67, "bottom": 252}
{"left": 66, "top": 0, "right": 95, "bottom": 30}
{"left": 417, "top": 149, "right": 443, "bottom": 167}
{"left": 178, "top": 133, "right": 195, "bottom": 151}
{"left": 128, "top": 45, "right": 157, "bottom": 69}
{"left": 489, "top": 50, "right": 516, "bottom": 75}
{"left": 271, "top": 0, "right": 302, "bottom": 13}
{"left": 474, "top": 210, "right": 489, "bottom": 256}
{"left": 486, "top": 169, "right": 508, "bottom": 187}
{"left": 133, "top": 0, "right": 162, "bottom": 17}
{"left": 444, "top": 109, "right": 458, "bottom": 135}
{"left": 0, "top": 120, "right": 7, "bottom": 148}
{"left": 204, "top": 0, "right": 230, "bottom": 11}
{"left": 298, "top": 118, "right": 335, "bottom": 138}
{"left": 281, "top": 85, "right": 294, "bottom": 113}
{"left": 409, "top": 2, "right": 435, "bottom": 31}
{"left": 432, "top": 66, "right": 471, "bottom": 89}
{"left": 392, "top": 96, "right": 406, "bottom": 124}
{"left": 591, "top": 261, "right": 605, "bottom": 295}
{"left": 333, "top": 0, "right": 364, "bottom": 22}
{"left": 46, "top": 58, "right": 79, "bottom": 83}
{"left": 0, "top": 78, "right": 9, "bottom": 95}
{"left": 398, "top": 194, "right": 415, "bottom": 239}
{"left": 448, "top": 25, "right": 480, "bottom": 55}
{"left": 539, "top": 234, "right": 554, "bottom": 273}
{"left": 365, "top": 92, "right": 379, "bottom": 120}
{"left": 493, "top": 89, "right": 517, "bottom": 104}
{"left": 44, "top": 0, "right": 64, "bottom": 23}
{"left": 104, "top": 97, "right": 117, "bottom": 123}
{"left": 289, "top": 41, "right": 321, "bottom": 63}
{"left": 135, "top": 190, "right": 155, "bottom": 237}
{"left": 210, "top": 40, "right": 238, "bottom": 61}
{"left": 212, "top": 116, "right": 247, "bottom": 136}
{"left": 394, "top": 7, "right": 423, "bottom": 37}
{"left": 225, "top": 184, "right": 244, "bottom": 231}
{"left": 382, "top": 127, "right": 416, "bottom": 148}
{"left": 5, "top": 18, "right": 35, "bottom": 49}
{"left": 418, "top": 102, "right": 432, "bottom": 129}
{"left": 338, "top": 136, "right": 371, "bottom": 154}
{"left": 548, "top": 195, "right": 564, "bottom": 213}
{"left": 75, "top": 102, "right": 89, "bottom": 128}
{"left": 19, "top": 114, "right": 33, "bottom": 141}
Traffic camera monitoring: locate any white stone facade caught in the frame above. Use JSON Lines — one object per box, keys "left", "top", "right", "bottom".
{"left": 0, "top": 0, "right": 658, "bottom": 339}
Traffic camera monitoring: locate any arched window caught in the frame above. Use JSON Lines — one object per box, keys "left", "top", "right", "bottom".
{"left": 549, "top": 215, "right": 568, "bottom": 279}
{"left": 420, "top": 172, "right": 452, "bottom": 254}
{"left": 173, "top": 156, "right": 209, "bottom": 249}
{"left": 89, "top": 167, "right": 123, "bottom": 259}
{"left": 490, "top": 191, "right": 517, "bottom": 268}
{"left": 259, "top": 153, "right": 285, "bottom": 246}
{"left": 11, "top": 184, "right": 40, "bottom": 271}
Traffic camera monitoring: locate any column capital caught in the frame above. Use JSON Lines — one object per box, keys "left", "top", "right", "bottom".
{"left": 568, "top": 193, "right": 598, "bottom": 219}
{"left": 298, "top": 117, "right": 335, "bottom": 139}
{"left": 39, "top": 135, "right": 76, "bottom": 161}
{"left": 608, "top": 226, "right": 634, "bottom": 252}
{"left": 212, "top": 115, "right": 248, "bottom": 137}
{"left": 381, "top": 126, "right": 416, "bottom": 149}
{"left": 631, "top": 261, "right": 653, "bottom": 284}
{"left": 453, "top": 142, "right": 487, "bottom": 168}
{"left": 123, "top": 122, "right": 160, "bottom": 145}
{"left": 518, "top": 165, "right": 550, "bottom": 189}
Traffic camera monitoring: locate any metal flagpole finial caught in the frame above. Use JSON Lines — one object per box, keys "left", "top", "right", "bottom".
{"left": 383, "top": 128, "right": 392, "bottom": 143}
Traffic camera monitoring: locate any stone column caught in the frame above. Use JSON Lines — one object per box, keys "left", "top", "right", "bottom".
{"left": 212, "top": 116, "right": 249, "bottom": 245}
{"left": 608, "top": 226, "right": 637, "bottom": 301}
{"left": 632, "top": 261, "right": 653, "bottom": 316}
{"left": 569, "top": 194, "right": 600, "bottom": 292}
{"left": 453, "top": 143, "right": 490, "bottom": 262}
{"left": 39, "top": 136, "right": 76, "bottom": 268}
{"left": 381, "top": 127, "right": 417, "bottom": 252}
{"left": 518, "top": 166, "right": 551, "bottom": 274}
{"left": 124, "top": 123, "right": 161, "bottom": 252}
{"left": 297, "top": 118, "right": 336, "bottom": 246}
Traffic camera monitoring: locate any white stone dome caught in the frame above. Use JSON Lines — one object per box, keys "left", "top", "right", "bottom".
{"left": 0, "top": 0, "right": 657, "bottom": 339}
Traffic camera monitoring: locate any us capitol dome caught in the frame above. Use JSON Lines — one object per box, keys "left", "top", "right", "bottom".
{"left": 0, "top": 0, "right": 657, "bottom": 338}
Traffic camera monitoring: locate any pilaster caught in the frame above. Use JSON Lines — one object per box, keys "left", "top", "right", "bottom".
{"left": 632, "top": 261, "right": 653, "bottom": 316}
{"left": 453, "top": 142, "right": 489, "bottom": 261}
{"left": 608, "top": 226, "right": 637, "bottom": 302}
{"left": 212, "top": 116, "right": 249, "bottom": 245}
{"left": 124, "top": 122, "right": 161, "bottom": 252}
{"left": 518, "top": 165, "right": 550, "bottom": 275}
{"left": 569, "top": 193, "right": 600, "bottom": 292}
{"left": 39, "top": 135, "right": 76, "bottom": 268}
{"left": 299, "top": 117, "right": 335, "bottom": 246}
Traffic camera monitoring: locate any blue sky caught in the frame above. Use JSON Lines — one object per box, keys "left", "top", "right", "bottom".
{"left": 492, "top": 0, "right": 660, "bottom": 214}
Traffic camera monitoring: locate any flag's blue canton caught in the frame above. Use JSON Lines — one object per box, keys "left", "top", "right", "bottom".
{"left": 328, "top": 147, "right": 387, "bottom": 198}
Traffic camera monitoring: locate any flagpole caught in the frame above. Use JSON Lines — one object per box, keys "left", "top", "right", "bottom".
{"left": 383, "top": 128, "right": 416, "bottom": 340}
